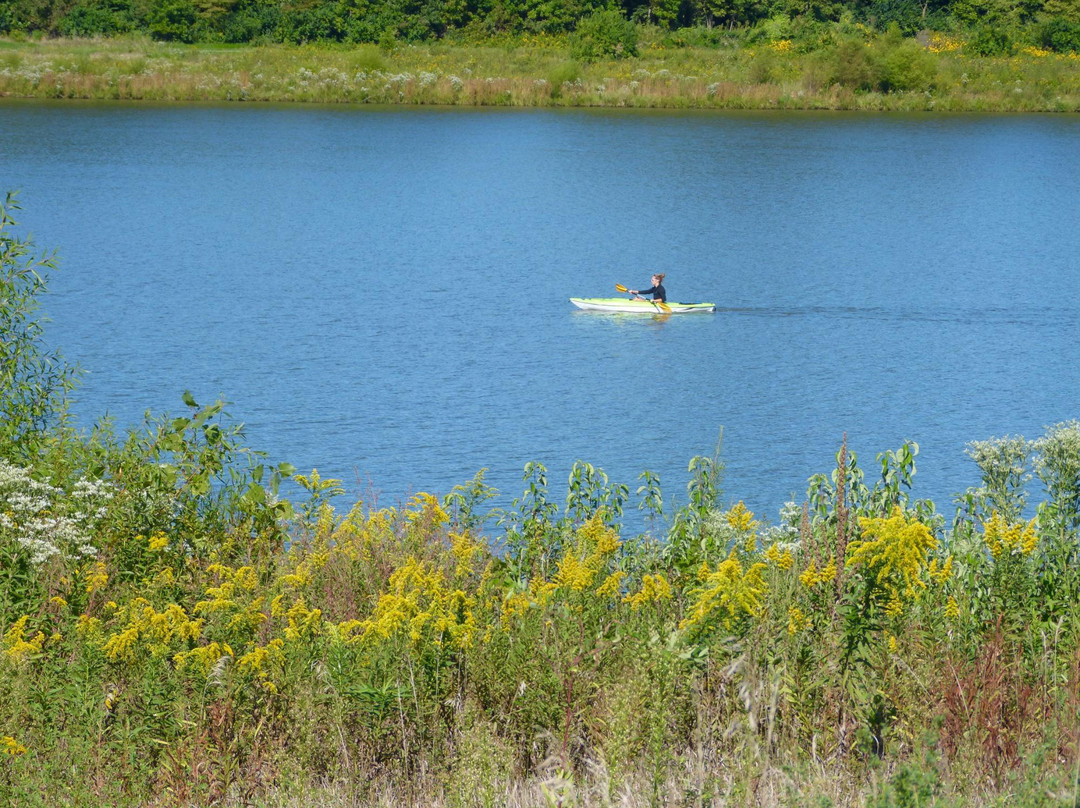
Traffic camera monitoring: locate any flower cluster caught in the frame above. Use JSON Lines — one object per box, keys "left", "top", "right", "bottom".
{"left": 799, "top": 558, "right": 837, "bottom": 589}
{"left": 358, "top": 557, "right": 475, "bottom": 650}
{"left": 2, "top": 735, "right": 27, "bottom": 756}
{"left": 982, "top": 513, "right": 1038, "bottom": 559}
{"left": 849, "top": 507, "right": 937, "bottom": 600}
{"left": 0, "top": 461, "right": 110, "bottom": 564}
{"left": 3, "top": 616, "right": 45, "bottom": 663}
{"left": 764, "top": 543, "right": 795, "bottom": 570}
{"left": 680, "top": 553, "right": 767, "bottom": 633}
{"left": 102, "top": 598, "right": 203, "bottom": 664}
{"left": 787, "top": 606, "right": 807, "bottom": 634}
{"left": 553, "top": 514, "right": 620, "bottom": 593}
{"left": 624, "top": 574, "right": 672, "bottom": 610}
{"left": 927, "top": 34, "right": 963, "bottom": 53}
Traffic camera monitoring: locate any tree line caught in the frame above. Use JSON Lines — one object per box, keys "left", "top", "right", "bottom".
{"left": 1, "top": 0, "right": 1079, "bottom": 51}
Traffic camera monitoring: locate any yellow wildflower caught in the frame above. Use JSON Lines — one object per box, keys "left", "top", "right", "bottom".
{"left": 85, "top": 561, "right": 108, "bottom": 594}
{"left": 927, "top": 556, "right": 954, "bottom": 583}
{"left": 237, "top": 640, "right": 284, "bottom": 674}
{"left": 849, "top": 507, "right": 936, "bottom": 597}
{"left": 500, "top": 590, "right": 533, "bottom": 631}
{"left": 555, "top": 550, "right": 593, "bottom": 592}
{"left": 982, "top": 513, "right": 1038, "bottom": 559}
{"left": 148, "top": 532, "right": 168, "bottom": 552}
{"left": 577, "top": 514, "right": 619, "bottom": 557}
{"left": 726, "top": 501, "right": 759, "bottom": 532}
{"left": 76, "top": 614, "right": 101, "bottom": 635}
{"left": 623, "top": 574, "right": 672, "bottom": 611}
{"left": 680, "top": 554, "right": 766, "bottom": 632}
{"left": 406, "top": 492, "right": 449, "bottom": 529}
{"left": 787, "top": 606, "right": 807, "bottom": 635}
{"left": 3, "top": 616, "right": 45, "bottom": 662}
{"left": 102, "top": 599, "right": 203, "bottom": 664}
{"left": 174, "top": 641, "right": 234, "bottom": 674}
{"left": 284, "top": 598, "right": 323, "bottom": 642}
{"left": 279, "top": 560, "right": 313, "bottom": 590}
{"left": 356, "top": 557, "right": 475, "bottom": 649}
{"left": 885, "top": 589, "right": 904, "bottom": 618}
{"left": 945, "top": 596, "right": 960, "bottom": 620}
{"left": 927, "top": 34, "right": 962, "bottom": 53}
{"left": 764, "top": 544, "right": 795, "bottom": 570}
{"left": 450, "top": 531, "right": 482, "bottom": 575}
{"left": 595, "top": 571, "right": 625, "bottom": 599}
{"left": 270, "top": 594, "right": 286, "bottom": 618}
{"left": 2, "top": 736, "right": 27, "bottom": 756}
{"left": 799, "top": 558, "right": 837, "bottom": 589}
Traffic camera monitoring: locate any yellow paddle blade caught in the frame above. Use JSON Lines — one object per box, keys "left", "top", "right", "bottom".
{"left": 615, "top": 283, "right": 628, "bottom": 293}
{"left": 656, "top": 301, "right": 672, "bottom": 313}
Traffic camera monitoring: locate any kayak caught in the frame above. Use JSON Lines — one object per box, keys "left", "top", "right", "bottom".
{"left": 570, "top": 297, "right": 716, "bottom": 314}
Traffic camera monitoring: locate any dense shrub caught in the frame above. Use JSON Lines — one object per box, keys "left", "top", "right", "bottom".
{"left": 1036, "top": 16, "right": 1080, "bottom": 52}
{"left": 966, "top": 22, "right": 1014, "bottom": 54}
{"left": 148, "top": 0, "right": 197, "bottom": 41}
{"left": 873, "top": 23, "right": 938, "bottom": 90}
{"left": 571, "top": 9, "right": 639, "bottom": 60}
{"left": 863, "top": 0, "right": 949, "bottom": 34}
{"left": 827, "top": 36, "right": 878, "bottom": 88}
{"left": 59, "top": 5, "right": 129, "bottom": 36}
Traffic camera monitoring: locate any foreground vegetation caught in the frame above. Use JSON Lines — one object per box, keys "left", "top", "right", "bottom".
{"left": 4, "top": 190, "right": 1080, "bottom": 807}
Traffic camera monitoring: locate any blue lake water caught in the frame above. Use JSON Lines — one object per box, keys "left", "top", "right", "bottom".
{"left": 2, "top": 100, "right": 1079, "bottom": 527}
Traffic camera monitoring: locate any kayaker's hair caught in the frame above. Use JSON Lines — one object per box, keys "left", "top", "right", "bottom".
{"left": 653, "top": 272, "right": 666, "bottom": 283}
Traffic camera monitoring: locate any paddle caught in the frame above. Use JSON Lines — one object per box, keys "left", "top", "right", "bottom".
{"left": 616, "top": 283, "right": 671, "bottom": 313}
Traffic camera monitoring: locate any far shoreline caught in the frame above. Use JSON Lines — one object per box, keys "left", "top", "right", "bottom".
{"left": 3, "top": 36, "right": 1080, "bottom": 113}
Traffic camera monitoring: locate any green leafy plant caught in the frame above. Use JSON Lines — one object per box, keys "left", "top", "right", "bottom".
{"left": 570, "top": 10, "right": 639, "bottom": 62}
{"left": 0, "top": 192, "right": 79, "bottom": 462}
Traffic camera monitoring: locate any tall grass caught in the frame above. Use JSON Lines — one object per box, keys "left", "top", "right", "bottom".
{"left": 2, "top": 33, "right": 1080, "bottom": 110}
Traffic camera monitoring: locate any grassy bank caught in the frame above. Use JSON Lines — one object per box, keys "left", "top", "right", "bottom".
{"left": 3, "top": 32, "right": 1080, "bottom": 111}
{"left": 5, "top": 192, "right": 1080, "bottom": 807}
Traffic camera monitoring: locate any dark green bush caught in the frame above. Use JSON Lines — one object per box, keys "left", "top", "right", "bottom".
{"left": 966, "top": 23, "right": 1014, "bottom": 55}
{"left": 863, "top": 0, "right": 949, "bottom": 35}
{"left": 871, "top": 24, "right": 937, "bottom": 91}
{"left": 748, "top": 49, "right": 782, "bottom": 83}
{"left": 571, "top": 9, "right": 639, "bottom": 61}
{"left": 221, "top": 7, "right": 280, "bottom": 43}
{"left": 827, "top": 37, "right": 877, "bottom": 89}
{"left": 276, "top": 4, "right": 346, "bottom": 43}
{"left": 657, "top": 24, "right": 735, "bottom": 48}
{"left": 59, "top": 5, "right": 130, "bottom": 36}
{"left": 149, "top": 0, "right": 197, "bottom": 41}
{"left": 1036, "top": 17, "right": 1080, "bottom": 53}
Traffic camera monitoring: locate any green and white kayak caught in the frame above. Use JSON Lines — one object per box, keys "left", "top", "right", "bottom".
{"left": 570, "top": 297, "right": 716, "bottom": 314}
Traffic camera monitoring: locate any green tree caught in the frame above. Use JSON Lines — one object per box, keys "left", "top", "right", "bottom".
{"left": 149, "top": 0, "right": 198, "bottom": 40}
{"left": 0, "top": 192, "right": 79, "bottom": 463}
{"left": 571, "top": 8, "right": 639, "bottom": 59}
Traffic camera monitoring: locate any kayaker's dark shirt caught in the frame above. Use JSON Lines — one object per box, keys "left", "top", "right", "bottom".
{"left": 638, "top": 284, "right": 666, "bottom": 302}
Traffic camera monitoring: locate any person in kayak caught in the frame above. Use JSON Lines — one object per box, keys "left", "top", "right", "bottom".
{"left": 630, "top": 273, "right": 666, "bottom": 303}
